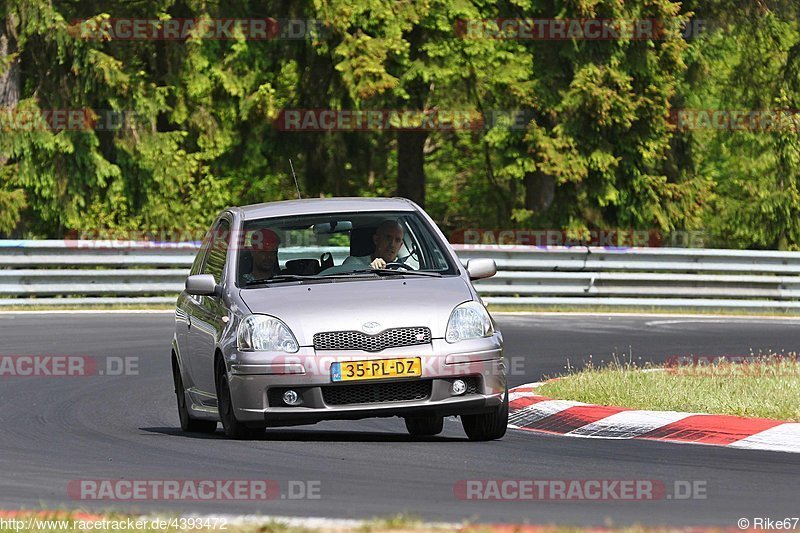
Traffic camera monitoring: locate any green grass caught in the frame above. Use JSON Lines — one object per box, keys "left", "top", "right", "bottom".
{"left": 536, "top": 357, "right": 800, "bottom": 421}
{"left": 3, "top": 302, "right": 800, "bottom": 315}
{"left": 2, "top": 302, "right": 799, "bottom": 316}
{"left": 0, "top": 303, "right": 174, "bottom": 312}
{"left": 358, "top": 513, "right": 429, "bottom": 532}
{"left": 0, "top": 512, "right": 751, "bottom": 532}
{"left": 488, "top": 304, "right": 800, "bottom": 316}
{"left": 0, "top": 515, "right": 312, "bottom": 533}
{"left": 0, "top": 512, "right": 448, "bottom": 533}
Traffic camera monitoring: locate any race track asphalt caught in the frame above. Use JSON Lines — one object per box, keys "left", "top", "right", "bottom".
{"left": 0, "top": 312, "right": 798, "bottom": 526}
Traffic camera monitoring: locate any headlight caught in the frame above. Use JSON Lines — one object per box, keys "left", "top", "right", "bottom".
{"left": 237, "top": 315, "right": 299, "bottom": 353}
{"left": 445, "top": 301, "right": 494, "bottom": 343}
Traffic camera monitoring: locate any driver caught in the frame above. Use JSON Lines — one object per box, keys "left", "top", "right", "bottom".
{"left": 345, "top": 219, "right": 404, "bottom": 269}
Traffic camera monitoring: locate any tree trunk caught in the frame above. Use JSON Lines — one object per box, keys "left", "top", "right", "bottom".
{"left": 298, "top": 43, "right": 333, "bottom": 198}
{"left": 524, "top": 170, "right": 554, "bottom": 213}
{"left": 396, "top": 26, "right": 428, "bottom": 207}
{"left": 397, "top": 130, "right": 427, "bottom": 206}
{"left": 0, "top": 14, "right": 19, "bottom": 108}
{"left": 0, "top": 12, "right": 20, "bottom": 166}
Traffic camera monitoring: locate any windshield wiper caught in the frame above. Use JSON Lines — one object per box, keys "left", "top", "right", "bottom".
{"left": 348, "top": 268, "right": 442, "bottom": 278}
{"left": 245, "top": 269, "right": 441, "bottom": 286}
{"left": 244, "top": 274, "right": 326, "bottom": 286}
{"left": 244, "top": 272, "right": 378, "bottom": 286}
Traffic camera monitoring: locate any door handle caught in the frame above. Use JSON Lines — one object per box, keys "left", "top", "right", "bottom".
{"left": 187, "top": 314, "right": 192, "bottom": 330}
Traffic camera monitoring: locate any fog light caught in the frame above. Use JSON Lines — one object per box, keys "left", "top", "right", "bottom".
{"left": 283, "top": 390, "right": 301, "bottom": 405}
{"left": 452, "top": 379, "right": 467, "bottom": 396}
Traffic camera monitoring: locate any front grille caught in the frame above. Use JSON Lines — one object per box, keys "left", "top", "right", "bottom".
{"left": 322, "top": 380, "right": 432, "bottom": 405}
{"left": 314, "top": 327, "right": 431, "bottom": 352}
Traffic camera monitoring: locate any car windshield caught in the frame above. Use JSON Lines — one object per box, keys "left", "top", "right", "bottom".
{"left": 236, "top": 210, "right": 458, "bottom": 286}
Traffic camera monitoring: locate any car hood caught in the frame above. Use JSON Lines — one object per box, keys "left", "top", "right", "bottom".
{"left": 238, "top": 276, "right": 474, "bottom": 345}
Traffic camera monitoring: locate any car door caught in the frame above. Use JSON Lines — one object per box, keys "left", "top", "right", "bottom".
{"left": 186, "top": 217, "right": 232, "bottom": 397}
{"left": 175, "top": 235, "right": 211, "bottom": 388}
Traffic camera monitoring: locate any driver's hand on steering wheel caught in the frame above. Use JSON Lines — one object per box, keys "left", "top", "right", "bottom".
{"left": 370, "top": 257, "right": 387, "bottom": 269}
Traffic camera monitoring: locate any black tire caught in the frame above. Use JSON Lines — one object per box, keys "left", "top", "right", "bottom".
{"left": 173, "top": 359, "right": 217, "bottom": 434}
{"left": 461, "top": 390, "right": 509, "bottom": 441}
{"left": 404, "top": 414, "right": 444, "bottom": 436}
{"left": 215, "top": 358, "right": 264, "bottom": 440}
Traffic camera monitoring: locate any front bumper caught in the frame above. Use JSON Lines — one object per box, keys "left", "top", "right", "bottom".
{"left": 225, "top": 336, "right": 506, "bottom": 426}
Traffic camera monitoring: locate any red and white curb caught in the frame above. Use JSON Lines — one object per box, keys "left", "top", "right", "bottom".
{"left": 509, "top": 384, "right": 800, "bottom": 453}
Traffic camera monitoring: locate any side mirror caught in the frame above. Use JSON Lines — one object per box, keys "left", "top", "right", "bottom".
{"left": 465, "top": 258, "right": 497, "bottom": 281}
{"left": 186, "top": 274, "right": 218, "bottom": 296}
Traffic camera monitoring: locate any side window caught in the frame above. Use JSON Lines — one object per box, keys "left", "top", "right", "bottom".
{"left": 189, "top": 229, "right": 213, "bottom": 276}
{"left": 399, "top": 222, "right": 421, "bottom": 270}
{"left": 404, "top": 216, "right": 452, "bottom": 271}
{"left": 201, "top": 219, "right": 231, "bottom": 284}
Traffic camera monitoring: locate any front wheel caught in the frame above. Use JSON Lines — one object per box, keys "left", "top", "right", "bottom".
{"left": 461, "top": 390, "right": 508, "bottom": 441}
{"left": 404, "top": 414, "right": 444, "bottom": 436}
{"left": 215, "top": 358, "right": 264, "bottom": 440}
{"left": 173, "top": 360, "right": 217, "bottom": 434}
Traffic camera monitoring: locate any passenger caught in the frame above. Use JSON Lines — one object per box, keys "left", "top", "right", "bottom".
{"left": 243, "top": 228, "right": 280, "bottom": 282}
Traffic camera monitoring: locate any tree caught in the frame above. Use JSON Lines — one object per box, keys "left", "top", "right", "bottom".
{"left": 681, "top": 1, "right": 800, "bottom": 248}
{"left": 0, "top": 5, "right": 26, "bottom": 234}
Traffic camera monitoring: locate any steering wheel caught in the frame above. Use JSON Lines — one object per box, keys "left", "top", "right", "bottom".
{"left": 385, "top": 262, "right": 415, "bottom": 271}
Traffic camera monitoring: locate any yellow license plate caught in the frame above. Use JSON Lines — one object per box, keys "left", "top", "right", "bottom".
{"left": 331, "top": 358, "right": 422, "bottom": 382}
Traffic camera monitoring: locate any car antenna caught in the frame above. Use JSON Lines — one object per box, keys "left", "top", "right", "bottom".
{"left": 289, "top": 159, "right": 302, "bottom": 199}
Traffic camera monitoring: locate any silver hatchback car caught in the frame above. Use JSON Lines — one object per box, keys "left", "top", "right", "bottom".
{"left": 171, "top": 197, "right": 507, "bottom": 440}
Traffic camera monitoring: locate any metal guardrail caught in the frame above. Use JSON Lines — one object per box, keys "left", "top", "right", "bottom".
{"left": 2, "top": 240, "right": 800, "bottom": 309}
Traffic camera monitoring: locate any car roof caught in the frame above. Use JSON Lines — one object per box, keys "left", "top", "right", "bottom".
{"left": 233, "top": 197, "right": 418, "bottom": 220}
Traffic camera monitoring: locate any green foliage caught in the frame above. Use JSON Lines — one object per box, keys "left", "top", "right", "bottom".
{"left": 687, "top": 8, "right": 800, "bottom": 249}
{"left": 0, "top": 0, "right": 798, "bottom": 249}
